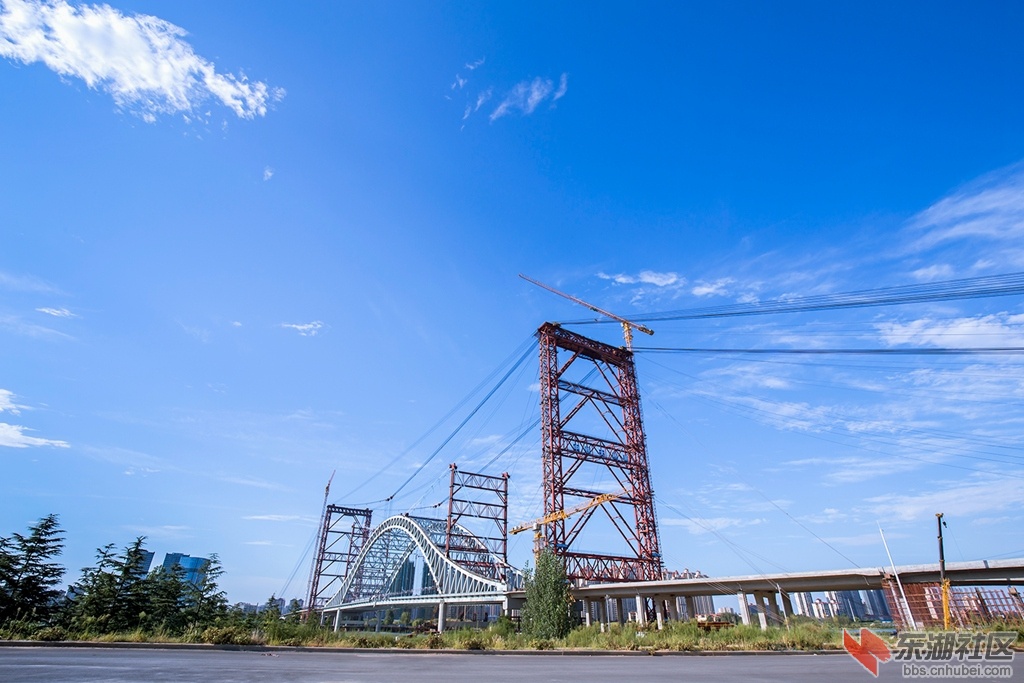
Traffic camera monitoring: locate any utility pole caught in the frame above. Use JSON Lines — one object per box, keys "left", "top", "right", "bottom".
{"left": 936, "top": 512, "right": 951, "bottom": 629}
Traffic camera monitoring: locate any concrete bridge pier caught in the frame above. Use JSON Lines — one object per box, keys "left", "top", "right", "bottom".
{"left": 780, "top": 591, "right": 794, "bottom": 623}
{"left": 654, "top": 596, "right": 666, "bottom": 630}
{"left": 597, "top": 596, "right": 608, "bottom": 632}
{"left": 667, "top": 595, "right": 680, "bottom": 621}
{"left": 737, "top": 592, "right": 752, "bottom": 626}
{"left": 437, "top": 601, "right": 446, "bottom": 633}
{"left": 684, "top": 595, "right": 697, "bottom": 620}
{"left": 753, "top": 591, "right": 782, "bottom": 629}
{"left": 582, "top": 598, "right": 592, "bottom": 627}
{"left": 616, "top": 598, "right": 625, "bottom": 626}
{"left": 635, "top": 594, "right": 648, "bottom": 627}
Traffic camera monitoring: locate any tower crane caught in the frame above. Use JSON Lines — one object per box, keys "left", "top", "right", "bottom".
{"left": 510, "top": 490, "right": 624, "bottom": 554}
{"left": 519, "top": 274, "right": 654, "bottom": 350}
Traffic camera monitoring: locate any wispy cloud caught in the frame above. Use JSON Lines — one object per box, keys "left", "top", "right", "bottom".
{"left": 280, "top": 320, "right": 324, "bottom": 337}
{"left": 597, "top": 270, "right": 683, "bottom": 287}
{"left": 490, "top": 73, "right": 568, "bottom": 122}
{"left": 908, "top": 163, "right": 1024, "bottom": 250}
{"left": 179, "top": 321, "right": 210, "bottom": 343}
{"left": 262, "top": 166, "right": 274, "bottom": 181}
{"left": 0, "top": 0, "right": 283, "bottom": 121}
{"left": 911, "top": 264, "right": 954, "bottom": 281}
{"left": 0, "top": 269, "right": 59, "bottom": 293}
{"left": 243, "top": 514, "right": 305, "bottom": 522}
{"left": 661, "top": 516, "right": 765, "bottom": 535}
{"left": 36, "top": 306, "right": 76, "bottom": 318}
{"left": 877, "top": 313, "right": 1024, "bottom": 348}
{"left": 0, "top": 422, "right": 69, "bottom": 448}
{"left": 691, "top": 277, "right": 735, "bottom": 297}
{"left": 0, "top": 389, "right": 68, "bottom": 449}
{"left": 862, "top": 476, "right": 1024, "bottom": 522}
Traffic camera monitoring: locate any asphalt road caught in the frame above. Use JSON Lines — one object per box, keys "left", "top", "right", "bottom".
{"left": 0, "top": 646, "right": 1015, "bottom": 683}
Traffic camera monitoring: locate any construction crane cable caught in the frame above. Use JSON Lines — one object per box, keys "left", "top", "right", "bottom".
{"left": 634, "top": 346, "right": 1024, "bottom": 355}
{"left": 335, "top": 335, "right": 537, "bottom": 503}
{"left": 383, "top": 339, "right": 538, "bottom": 503}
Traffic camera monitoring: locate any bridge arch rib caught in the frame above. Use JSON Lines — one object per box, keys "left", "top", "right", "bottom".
{"left": 323, "top": 514, "right": 517, "bottom": 611}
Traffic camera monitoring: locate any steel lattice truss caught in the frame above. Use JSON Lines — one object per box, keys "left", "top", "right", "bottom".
{"left": 538, "top": 322, "right": 663, "bottom": 583}
{"left": 324, "top": 515, "right": 520, "bottom": 610}
{"left": 307, "top": 506, "right": 372, "bottom": 612}
{"left": 446, "top": 464, "right": 509, "bottom": 580}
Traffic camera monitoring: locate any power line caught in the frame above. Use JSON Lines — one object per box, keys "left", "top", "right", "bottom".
{"left": 563, "top": 270, "right": 1024, "bottom": 325}
{"left": 635, "top": 346, "right": 1024, "bottom": 355}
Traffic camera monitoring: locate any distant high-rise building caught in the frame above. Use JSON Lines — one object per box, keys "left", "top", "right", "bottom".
{"left": 792, "top": 592, "right": 814, "bottom": 617}
{"left": 864, "top": 589, "right": 892, "bottom": 620}
{"left": 136, "top": 550, "right": 155, "bottom": 577}
{"left": 162, "top": 553, "right": 211, "bottom": 586}
{"left": 827, "top": 590, "right": 868, "bottom": 621}
{"left": 664, "top": 568, "right": 715, "bottom": 617}
{"left": 812, "top": 598, "right": 833, "bottom": 620}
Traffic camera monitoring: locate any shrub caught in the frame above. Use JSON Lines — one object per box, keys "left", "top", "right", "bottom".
{"left": 201, "top": 625, "right": 255, "bottom": 645}
{"left": 32, "top": 626, "right": 68, "bottom": 641}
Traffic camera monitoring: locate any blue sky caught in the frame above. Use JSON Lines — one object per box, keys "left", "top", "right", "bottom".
{"left": 2, "top": 0, "right": 1023, "bottom": 604}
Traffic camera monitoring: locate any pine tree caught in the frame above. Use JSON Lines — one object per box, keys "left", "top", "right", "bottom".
{"left": 520, "top": 548, "right": 572, "bottom": 640}
{"left": 0, "top": 514, "right": 66, "bottom": 624}
{"left": 68, "top": 538, "right": 151, "bottom": 633}
{"left": 180, "top": 554, "right": 227, "bottom": 628}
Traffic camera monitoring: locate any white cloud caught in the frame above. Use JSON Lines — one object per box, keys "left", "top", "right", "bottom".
{"left": 221, "top": 476, "right": 287, "bottom": 491}
{"left": 280, "top": 320, "right": 324, "bottom": 337}
{"left": 464, "top": 57, "right": 484, "bottom": 71}
{"left": 597, "top": 270, "right": 683, "bottom": 287}
{"left": 862, "top": 477, "right": 1024, "bottom": 522}
{"left": 661, "top": 516, "right": 764, "bottom": 535}
{"left": 908, "top": 164, "right": 1024, "bottom": 249}
{"left": 243, "top": 514, "right": 305, "bottom": 522}
{"left": 876, "top": 313, "right": 1024, "bottom": 348}
{"left": 692, "top": 277, "right": 735, "bottom": 297}
{"left": 36, "top": 306, "right": 76, "bottom": 317}
{"left": 911, "top": 264, "right": 954, "bottom": 281}
{"left": 0, "top": 389, "right": 24, "bottom": 415}
{"left": 0, "top": 422, "right": 69, "bottom": 448}
{"left": 262, "top": 166, "right": 274, "bottom": 181}
{"left": 490, "top": 73, "right": 568, "bottom": 121}
{"left": 0, "top": 0, "right": 283, "bottom": 121}
{"left": 179, "top": 322, "right": 210, "bottom": 343}
{"left": 0, "top": 389, "right": 67, "bottom": 448}
{"left": 0, "top": 270, "right": 59, "bottom": 293}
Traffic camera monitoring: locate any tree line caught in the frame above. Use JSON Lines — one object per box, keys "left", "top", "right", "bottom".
{"left": 0, "top": 514, "right": 247, "bottom": 640}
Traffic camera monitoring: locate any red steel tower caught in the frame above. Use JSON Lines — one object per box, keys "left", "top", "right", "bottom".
{"left": 538, "top": 322, "right": 662, "bottom": 583}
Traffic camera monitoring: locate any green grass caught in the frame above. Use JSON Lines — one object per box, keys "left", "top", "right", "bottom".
{"left": 3, "top": 619, "right": 1021, "bottom": 651}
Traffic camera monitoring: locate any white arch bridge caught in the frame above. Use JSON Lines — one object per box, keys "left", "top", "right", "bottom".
{"left": 321, "top": 514, "right": 524, "bottom": 631}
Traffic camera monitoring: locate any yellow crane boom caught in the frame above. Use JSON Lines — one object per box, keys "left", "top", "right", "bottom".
{"left": 510, "top": 491, "right": 623, "bottom": 536}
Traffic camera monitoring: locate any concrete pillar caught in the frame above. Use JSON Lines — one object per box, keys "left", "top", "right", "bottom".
{"left": 684, "top": 595, "right": 697, "bottom": 621}
{"left": 737, "top": 592, "right": 752, "bottom": 626}
{"left": 375, "top": 610, "right": 382, "bottom": 632}
{"left": 437, "top": 601, "right": 446, "bottom": 633}
{"left": 636, "top": 595, "right": 648, "bottom": 627}
{"left": 583, "top": 598, "right": 592, "bottom": 627}
{"left": 616, "top": 598, "right": 625, "bottom": 626}
{"left": 667, "top": 596, "right": 680, "bottom": 621}
{"left": 655, "top": 596, "right": 665, "bottom": 630}
{"left": 780, "top": 591, "right": 794, "bottom": 621}
{"left": 598, "top": 597, "right": 608, "bottom": 632}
